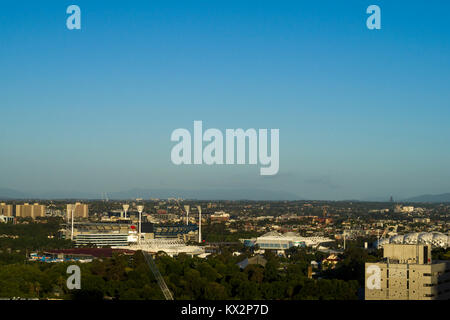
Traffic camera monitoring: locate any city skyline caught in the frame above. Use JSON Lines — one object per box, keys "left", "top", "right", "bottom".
{"left": 2, "top": 1, "right": 450, "bottom": 200}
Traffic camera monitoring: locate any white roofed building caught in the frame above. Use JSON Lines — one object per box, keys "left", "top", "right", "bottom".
{"left": 253, "top": 231, "right": 334, "bottom": 251}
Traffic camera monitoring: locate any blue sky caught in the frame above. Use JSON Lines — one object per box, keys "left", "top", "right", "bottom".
{"left": 1, "top": 0, "right": 450, "bottom": 200}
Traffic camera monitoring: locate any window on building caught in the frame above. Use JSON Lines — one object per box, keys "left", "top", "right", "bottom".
{"left": 424, "top": 246, "right": 428, "bottom": 264}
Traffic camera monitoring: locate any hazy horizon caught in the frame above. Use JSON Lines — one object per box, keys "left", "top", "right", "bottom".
{"left": 2, "top": 186, "right": 450, "bottom": 202}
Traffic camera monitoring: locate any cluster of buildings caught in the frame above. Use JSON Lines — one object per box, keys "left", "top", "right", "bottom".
{"left": 0, "top": 202, "right": 89, "bottom": 221}
{"left": 2, "top": 198, "right": 449, "bottom": 301}
{"left": 3, "top": 200, "right": 216, "bottom": 257}
{"left": 1, "top": 202, "right": 46, "bottom": 219}
{"left": 28, "top": 248, "right": 136, "bottom": 263}
{"left": 394, "top": 205, "right": 416, "bottom": 214}
{"left": 58, "top": 203, "right": 207, "bottom": 257}
{"left": 209, "top": 211, "right": 230, "bottom": 223}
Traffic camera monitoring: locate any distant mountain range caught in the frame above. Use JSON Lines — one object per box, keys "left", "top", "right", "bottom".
{"left": 402, "top": 193, "right": 450, "bottom": 203}
{"left": 107, "top": 188, "right": 299, "bottom": 201}
{"left": 0, "top": 188, "right": 29, "bottom": 199}
{"left": 2, "top": 187, "right": 450, "bottom": 202}
{"left": 0, "top": 187, "right": 299, "bottom": 201}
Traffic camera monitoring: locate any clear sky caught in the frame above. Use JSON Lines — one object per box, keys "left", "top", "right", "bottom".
{"left": 1, "top": 0, "right": 450, "bottom": 200}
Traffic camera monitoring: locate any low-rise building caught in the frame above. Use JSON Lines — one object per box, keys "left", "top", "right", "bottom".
{"left": 0, "top": 215, "right": 14, "bottom": 223}
{"left": 210, "top": 211, "right": 230, "bottom": 223}
{"left": 322, "top": 254, "right": 340, "bottom": 270}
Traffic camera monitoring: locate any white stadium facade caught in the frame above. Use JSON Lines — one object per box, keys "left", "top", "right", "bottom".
{"left": 376, "top": 232, "right": 449, "bottom": 249}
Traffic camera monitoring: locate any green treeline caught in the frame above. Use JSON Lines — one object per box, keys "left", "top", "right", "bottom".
{"left": 0, "top": 218, "right": 71, "bottom": 265}
{"left": 0, "top": 248, "right": 361, "bottom": 300}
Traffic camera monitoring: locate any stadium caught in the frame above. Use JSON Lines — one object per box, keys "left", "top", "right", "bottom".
{"left": 376, "top": 232, "right": 449, "bottom": 249}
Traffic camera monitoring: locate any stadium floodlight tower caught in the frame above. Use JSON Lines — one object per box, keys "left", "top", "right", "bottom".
{"left": 122, "top": 204, "right": 130, "bottom": 219}
{"left": 197, "top": 205, "right": 202, "bottom": 243}
{"left": 343, "top": 230, "right": 347, "bottom": 250}
{"left": 137, "top": 205, "right": 144, "bottom": 244}
{"left": 184, "top": 205, "right": 190, "bottom": 225}
{"left": 70, "top": 205, "right": 75, "bottom": 241}
{"left": 67, "top": 204, "right": 71, "bottom": 224}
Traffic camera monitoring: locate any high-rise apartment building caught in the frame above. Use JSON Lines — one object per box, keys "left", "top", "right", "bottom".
{"left": 365, "top": 244, "right": 450, "bottom": 300}
{"left": 16, "top": 203, "right": 46, "bottom": 219}
{"left": 67, "top": 202, "right": 89, "bottom": 219}
{"left": 0, "top": 203, "right": 13, "bottom": 216}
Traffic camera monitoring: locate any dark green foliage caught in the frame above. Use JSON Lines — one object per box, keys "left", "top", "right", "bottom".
{"left": 0, "top": 218, "right": 71, "bottom": 265}
{"left": 0, "top": 249, "right": 360, "bottom": 300}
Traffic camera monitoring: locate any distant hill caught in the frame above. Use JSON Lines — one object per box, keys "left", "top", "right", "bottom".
{"left": 8, "top": 187, "right": 450, "bottom": 202}
{"left": 0, "top": 187, "right": 300, "bottom": 201}
{"left": 403, "top": 193, "right": 450, "bottom": 203}
{"left": 0, "top": 188, "right": 29, "bottom": 200}
{"left": 108, "top": 188, "right": 300, "bottom": 201}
